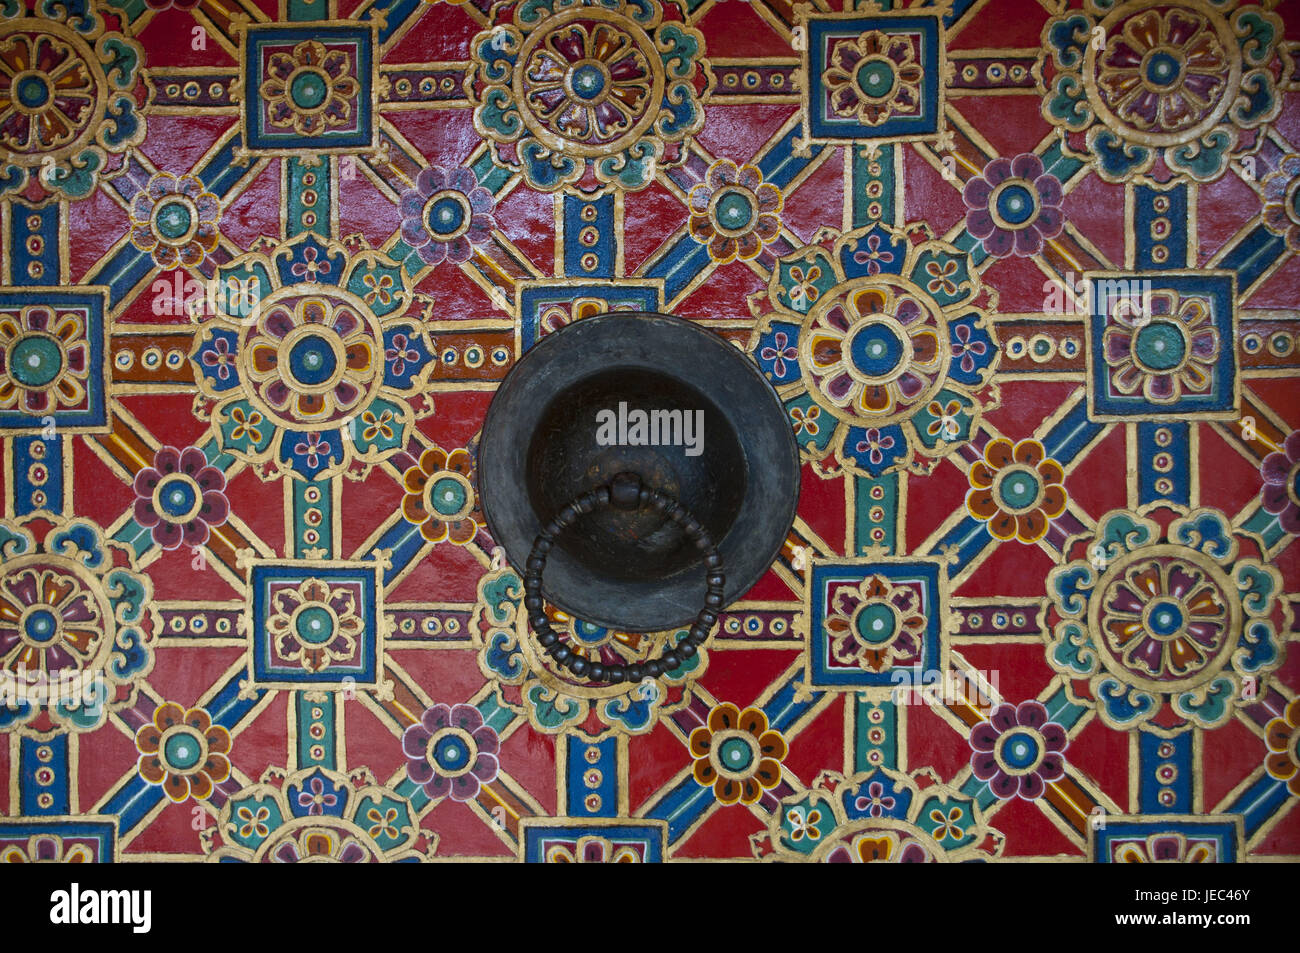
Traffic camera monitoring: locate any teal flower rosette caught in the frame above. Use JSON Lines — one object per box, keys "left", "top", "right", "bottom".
{"left": 188, "top": 233, "right": 436, "bottom": 482}
{"left": 1038, "top": 0, "right": 1291, "bottom": 183}
{"left": 747, "top": 221, "right": 1001, "bottom": 479}
{"left": 1045, "top": 506, "right": 1290, "bottom": 732}
{"left": 0, "top": 514, "right": 157, "bottom": 735}
{"left": 0, "top": 0, "right": 148, "bottom": 200}
{"left": 466, "top": 0, "right": 709, "bottom": 193}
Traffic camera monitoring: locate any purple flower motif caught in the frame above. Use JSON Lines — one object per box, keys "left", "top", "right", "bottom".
{"left": 290, "top": 246, "right": 331, "bottom": 282}
{"left": 760, "top": 331, "right": 798, "bottom": 377}
{"left": 399, "top": 166, "right": 496, "bottom": 266}
{"left": 296, "top": 776, "right": 339, "bottom": 816}
{"left": 855, "top": 427, "right": 895, "bottom": 465}
{"left": 1260, "top": 430, "right": 1300, "bottom": 535}
{"left": 952, "top": 323, "right": 988, "bottom": 374}
{"left": 896, "top": 842, "right": 929, "bottom": 862}
{"left": 294, "top": 432, "right": 333, "bottom": 469}
{"left": 132, "top": 446, "right": 230, "bottom": 550}
{"left": 853, "top": 780, "right": 896, "bottom": 818}
{"left": 851, "top": 233, "right": 894, "bottom": 275}
{"left": 200, "top": 336, "right": 235, "bottom": 381}
{"left": 963, "top": 153, "right": 1064, "bottom": 258}
{"left": 969, "top": 700, "right": 1067, "bottom": 801}
{"left": 386, "top": 333, "right": 420, "bottom": 377}
{"left": 27, "top": 836, "right": 63, "bottom": 861}
{"left": 402, "top": 703, "right": 500, "bottom": 802}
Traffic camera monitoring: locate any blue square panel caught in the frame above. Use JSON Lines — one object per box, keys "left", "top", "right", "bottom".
{"left": 242, "top": 23, "right": 377, "bottom": 153}
{"left": 1085, "top": 270, "right": 1238, "bottom": 421}
{"left": 0, "top": 816, "right": 117, "bottom": 862}
{"left": 806, "top": 556, "right": 948, "bottom": 690}
{"left": 803, "top": 12, "right": 944, "bottom": 144}
{"left": 517, "top": 281, "right": 662, "bottom": 352}
{"left": 1090, "top": 815, "right": 1242, "bottom": 863}
{"left": 520, "top": 819, "right": 667, "bottom": 863}
{"left": 248, "top": 560, "right": 384, "bottom": 688}
{"left": 0, "top": 287, "right": 110, "bottom": 434}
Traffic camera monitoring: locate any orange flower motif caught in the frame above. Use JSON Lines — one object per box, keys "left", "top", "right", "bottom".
{"left": 135, "top": 703, "right": 232, "bottom": 803}
{"left": 965, "top": 438, "right": 1067, "bottom": 543}
{"left": 401, "top": 446, "right": 482, "bottom": 545}
{"left": 688, "top": 160, "right": 783, "bottom": 264}
{"left": 854, "top": 834, "right": 896, "bottom": 861}
{"left": 128, "top": 172, "right": 221, "bottom": 269}
{"left": 689, "top": 703, "right": 787, "bottom": 805}
{"left": 790, "top": 404, "right": 820, "bottom": 436}
{"left": 802, "top": 284, "right": 943, "bottom": 420}
{"left": 1264, "top": 698, "right": 1300, "bottom": 797}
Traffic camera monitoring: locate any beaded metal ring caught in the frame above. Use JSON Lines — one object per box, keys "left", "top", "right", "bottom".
{"left": 521, "top": 472, "right": 724, "bottom": 684}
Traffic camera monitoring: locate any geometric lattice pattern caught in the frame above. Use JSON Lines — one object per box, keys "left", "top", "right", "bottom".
{"left": 0, "top": 0, "right": 1297, "bottom": 863}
